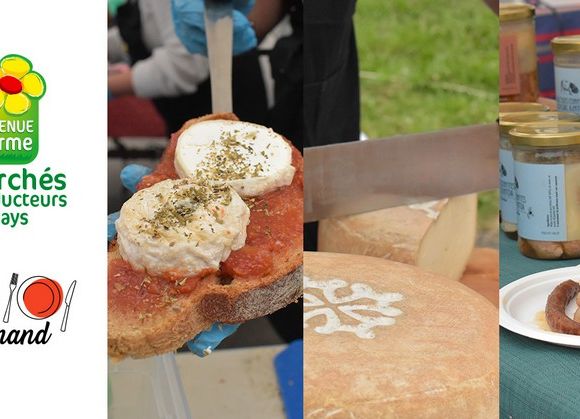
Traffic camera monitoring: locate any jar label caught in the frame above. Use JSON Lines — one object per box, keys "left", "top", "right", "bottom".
{"left": 555, "top": 66, "right": 580, "bottom": 114}
{"left": 500, "top": 149, "right": 517, "bottom": 224}
{"left": 499, "top": 34, "right": 521, "bottom": 96}
{"left": 515, "top": 161, "right": 567, "bottom": 241}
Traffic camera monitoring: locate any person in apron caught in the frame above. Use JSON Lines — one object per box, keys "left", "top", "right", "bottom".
{"left": 109, "top": 0, "right": 268, "bottom": 135}
{"left": 268, "top": 0, "right": 360, "bottom": 342}
{"left": 303, "top": 0, "right": 360, "bottom": 252}
{"left": 168, "top": 0, "right": 361, "bottom": 343}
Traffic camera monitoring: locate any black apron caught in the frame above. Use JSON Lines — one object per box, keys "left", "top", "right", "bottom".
{"left": 302, "top": 0, "right": 360, "bottom": 251}
{"left": 267, "top": 1, "right": 304, "bottom": 151}
{"left": 267, "top": 1, "right": 360, "bottom": 343}
{"left": 304, "top": 0, "right": 360, "bottom": 148}
{"left": 116, "top": 1, "right": 268, "bottom": 135}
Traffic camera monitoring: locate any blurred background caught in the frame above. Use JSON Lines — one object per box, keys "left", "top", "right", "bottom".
{"left": 355, "top": 0, "right": 499, "bottom": 247}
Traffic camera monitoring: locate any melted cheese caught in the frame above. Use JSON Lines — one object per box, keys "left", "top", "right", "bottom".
{"left": 174, "top": 120, "right": 295, "bottom": 197}
{"left": 116, "top": 178, "right": 249, "bottom": 277}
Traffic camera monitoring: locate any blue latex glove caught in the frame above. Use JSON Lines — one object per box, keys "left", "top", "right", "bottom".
{"left": 109, "top": 163, "right": 240, "bottom": 356}
{"left": 171, "top": 0, "right": 257, "bottom": 56}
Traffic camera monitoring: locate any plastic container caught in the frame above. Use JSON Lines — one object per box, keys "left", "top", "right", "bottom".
{"left": 499, "top": 4, "right": 539, "bottom": 102}
{"left": 509, "top": 122, "right": 580, "bottom": 260}
{"left": 552, "top": 35, "right": 580, "bottom": 114}
{"left": 108, "top": 354, "right": 192, "bottom": 419}
{"left": 499, "top": 102, "right": 549, "bottom": 118}
{"left": 498, "top": 112, "right": 580, "bottom": 239}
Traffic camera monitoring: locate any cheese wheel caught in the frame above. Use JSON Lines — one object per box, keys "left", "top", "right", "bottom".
{"left": 318, "top": 194, "right": 477, "bottom": 281}
{"left": 304, "top": 252, "right": 498, "bottom": 418}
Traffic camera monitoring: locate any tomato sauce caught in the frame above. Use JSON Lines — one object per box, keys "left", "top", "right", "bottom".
{"left": 109, "top": 126, "right": 303, "bottom": 308}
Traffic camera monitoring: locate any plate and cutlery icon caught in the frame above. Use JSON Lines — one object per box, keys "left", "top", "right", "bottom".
{"left": 2, "top": 273, "right": 77, "bottom": 332}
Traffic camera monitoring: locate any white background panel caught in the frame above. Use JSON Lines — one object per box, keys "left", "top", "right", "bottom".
{"left": 0, "top": 1, "right": 107, "bottom": 417}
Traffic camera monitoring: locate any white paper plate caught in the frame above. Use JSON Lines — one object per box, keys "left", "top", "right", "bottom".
{"left": 499, "top": 265, "right": 580, "bottom": 348}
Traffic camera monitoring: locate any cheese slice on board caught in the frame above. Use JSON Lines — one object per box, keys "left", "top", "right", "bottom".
{"left": 304, "top": 252, "right": 498, "bottom": 419}
{"left": 318, "top": 194, "right": 477, "bottom": 281}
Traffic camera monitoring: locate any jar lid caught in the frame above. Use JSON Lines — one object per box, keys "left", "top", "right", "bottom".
{"left": 500, "top": 4, "right": 535, "bottom": 22}
{"left": 499, "top": 102, "right": 550, "bottom": 117}
{"left": 499, "top": 111, "right": 580, "bottom": 134}
{"left": 552, "top": 35, "right": 580, "bottom": 54}
{"left": 510, "top": 121, "right": 580, "bottom": 147}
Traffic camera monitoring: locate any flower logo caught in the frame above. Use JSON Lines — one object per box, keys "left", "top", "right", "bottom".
{"left": 0, "top": 54, "right": 45, "bottom": 115}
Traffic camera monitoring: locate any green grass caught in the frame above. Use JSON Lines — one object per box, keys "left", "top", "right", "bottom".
{"left": 354, "top": 0, "right": 499, "bottom": 238}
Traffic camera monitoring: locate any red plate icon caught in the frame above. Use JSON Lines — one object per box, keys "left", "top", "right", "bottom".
{"left": 17, "top": 276, "right": 63, "bottom": 320}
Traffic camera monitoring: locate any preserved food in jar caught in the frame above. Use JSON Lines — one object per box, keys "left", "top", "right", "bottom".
{"left": 510, "top": 122, "right": 580, "bottom": 259}
{"left": 552, "top": 35, "right": 580, "bottom": 115}
{"left": 499, "top": 112, "right": 579, "bottom": 239}
{"left": 500, "top": 4, "right": 539, "bottom": 102}
{"left": 499, "top": 102, "right": 549, "bottom": 118}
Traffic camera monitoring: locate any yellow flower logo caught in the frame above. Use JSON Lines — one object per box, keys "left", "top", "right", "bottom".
{"left": 0, "top": 55, "right": 45, "bottom": 115}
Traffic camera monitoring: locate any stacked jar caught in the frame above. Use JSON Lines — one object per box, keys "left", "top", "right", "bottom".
{"left": 499, "top": 112, "right": 580, "bottom": 239}
{"left": 509, "top": 122, "right": 580, "bottom": 259}
{"left": 552, "top": 35, "right": 580, "bottom": 115}
{"left": 499, "top": 102, "right": 549, "bottom": 118}
{"left": 499, "top": 4, "right": 539, "bottom": 102}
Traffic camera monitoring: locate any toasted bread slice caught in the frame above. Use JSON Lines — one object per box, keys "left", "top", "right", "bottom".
{"left": 108, "top": 113, "right": 303, "bottom": 359}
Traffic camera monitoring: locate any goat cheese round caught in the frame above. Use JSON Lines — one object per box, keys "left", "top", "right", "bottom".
{"left": 116, "top": 178, "right": 250, "bottom": 277}
{"left": 174, "top": 120, "right": 295, "bottom": 197}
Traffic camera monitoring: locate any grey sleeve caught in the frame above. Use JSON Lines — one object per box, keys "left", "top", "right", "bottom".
{"left": 131, "top": 0, "right": 209, "bottom": 98}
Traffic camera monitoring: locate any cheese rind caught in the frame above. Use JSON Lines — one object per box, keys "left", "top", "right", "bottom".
{"left": 116, "top": 178, "right": 250, "bottom": 277}
{"left": 174, "top": 120, "right": 295, "bottom": 197}
{"left": 304, "top": 252, "right": 498, "bottom": 418}
{"left": 318, "top": 194, "right": 478, "bottom": 281}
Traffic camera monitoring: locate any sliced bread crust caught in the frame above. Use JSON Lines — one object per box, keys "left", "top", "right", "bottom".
{"left": 108, "top": 113, "right": 303, "bottom": 359}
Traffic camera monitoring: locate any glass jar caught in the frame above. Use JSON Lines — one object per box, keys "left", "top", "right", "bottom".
{"left": 499, "top": 112, "right": 580, "bottom": 239}
{"left": 499, "top": 102, "right": 549, "bottom": 118}
{"left": 552, "top": 35, "right": 580, "bottom": 114}
{"left": 499, "top": 4, "right": 539, "bottom": 102}
{"left": 510, "top": 122, "right": 580, "bottom": 259}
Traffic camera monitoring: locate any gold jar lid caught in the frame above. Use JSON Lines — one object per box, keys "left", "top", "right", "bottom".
{"left": 552, "top": 35, "right": 580, "bottom": 54}
{"left": 499, "top": 111, "right": 580, "bottom": 134}
{"left": 500, "top": 4, "right": 535, "bottom": 22}
{"left": 510, "top": 121, "right": 580, "bottom": 147}
{"left": 499, "top": 102, "right": 550, "bottom": 117}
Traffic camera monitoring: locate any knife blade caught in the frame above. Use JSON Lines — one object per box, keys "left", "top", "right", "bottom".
{"left": 64, "top": 280, "right": 77, "bottom": 305}
{"left": 304, "top": 123, "right": 498, "bottom": 222}
{"left": 204, "top": 0, "right": 234, "bottom": 113}
{"left": 60, "top": 280, "right": 77, "bottom": 332}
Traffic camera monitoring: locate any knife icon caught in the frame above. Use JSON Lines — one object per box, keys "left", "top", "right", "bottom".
{"left": 60, "top": 280, "right": 76, "bottom": 332}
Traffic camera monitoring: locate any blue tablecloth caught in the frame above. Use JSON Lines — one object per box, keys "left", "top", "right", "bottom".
{"left": 500, "top": 235, "right": 580, "bottom": 419}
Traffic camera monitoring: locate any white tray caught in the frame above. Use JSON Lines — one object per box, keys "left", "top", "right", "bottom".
{"left": 500, "top": 265, "right": 580, "bottom": 348}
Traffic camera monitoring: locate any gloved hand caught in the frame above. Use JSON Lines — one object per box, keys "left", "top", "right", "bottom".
{"left": 171, "top": 0, "right": 257, "bottom": 55}
{"left": 108, "top": 163, "right": 240, "bottom": 356}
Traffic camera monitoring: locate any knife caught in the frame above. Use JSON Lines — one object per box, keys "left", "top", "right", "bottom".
{"left": 60, "top": 280, "right": 77, "bottom": 332}
{"left": 304, "top": 123, "right": 499, "bottom": 222}
{"left": 204, "top": 0, "right": 234, "bottom": 113}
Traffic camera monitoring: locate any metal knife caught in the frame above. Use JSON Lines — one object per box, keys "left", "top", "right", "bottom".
{"left": 304, "top": 123, "right": 498, "bottom": 222}
{"left": 60, "top": 280, "right": 77, "bottom": 332}
{"left": 204, "top": 0, "right": 234, "bottom": 113}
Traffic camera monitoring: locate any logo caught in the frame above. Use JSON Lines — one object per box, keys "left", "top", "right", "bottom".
{"left": 561, "top": 80, "right": 579, "bottom": 95}
{"left": 1, "top": 273, "right": 76, "bottom": 344}
{"left": 304, "top": 276, "right": 404, "bottom": 339}
{"left": 0, "top": 54, "right": 46, "bottom": 164}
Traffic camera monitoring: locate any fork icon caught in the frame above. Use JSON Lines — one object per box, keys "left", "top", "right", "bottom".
{"left": 3, "top": 273, "right": 18, "bottom": 323}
